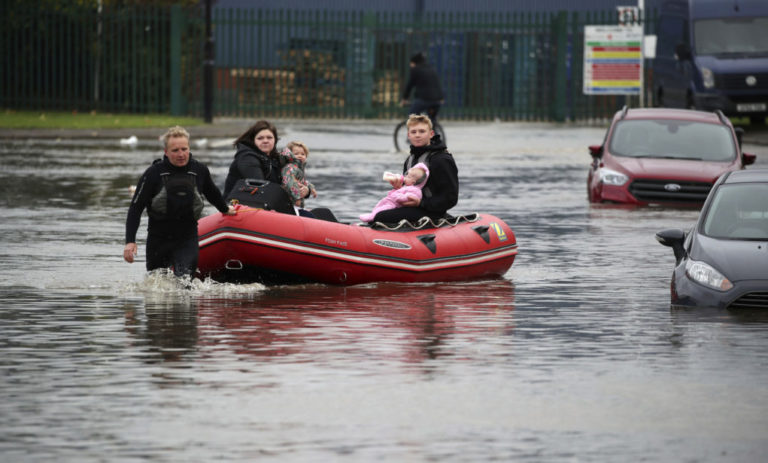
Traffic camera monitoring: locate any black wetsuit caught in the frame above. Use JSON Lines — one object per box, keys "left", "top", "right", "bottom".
{"left": 125, "top": 155, "right": 230, "bottom": 276}
{"left": 372, "top": 134, "right": 459, "bottom": 224}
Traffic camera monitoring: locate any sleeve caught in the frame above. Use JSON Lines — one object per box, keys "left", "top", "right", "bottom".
{"left": 281, "top": 164, "right": 303, "bottom": 201}
{"left": 402, "top": 69, "right": 415, "bottom": 100}
{"left": 391, "top": 186, "right": 422, "bottom": 204}
{"left": 200, "top": 165, "right": 230, "bottom": 213}
{"left": 125, "top": 167, "right": 155, "bottom": 243}
{"left": 420, "top": 153, "right": 459, "bottom": 214}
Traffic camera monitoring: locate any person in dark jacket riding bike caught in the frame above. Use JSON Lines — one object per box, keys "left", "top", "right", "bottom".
{"left": 401, "top": 52, "right": 445, "bottom": 126}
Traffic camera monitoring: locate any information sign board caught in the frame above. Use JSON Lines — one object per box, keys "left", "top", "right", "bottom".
{"left": 583, "top": 25, "right": 643, "bottom": 95}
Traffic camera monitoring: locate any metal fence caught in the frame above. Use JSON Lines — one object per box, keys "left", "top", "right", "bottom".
{"left": 1, "top": 5, "right": 653, "bottom": 122}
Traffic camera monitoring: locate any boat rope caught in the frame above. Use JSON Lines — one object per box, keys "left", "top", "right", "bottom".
{"left": 368, "top": 213, "right": 480, "bottom": 231}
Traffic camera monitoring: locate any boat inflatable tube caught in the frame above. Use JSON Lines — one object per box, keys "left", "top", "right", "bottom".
{"left": 197, "top": 206, "right": 518, "bottom": 286}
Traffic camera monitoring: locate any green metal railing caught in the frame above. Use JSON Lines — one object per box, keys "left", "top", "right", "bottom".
{"left": 1, "top": 5, "right": 653, "bottom": 122}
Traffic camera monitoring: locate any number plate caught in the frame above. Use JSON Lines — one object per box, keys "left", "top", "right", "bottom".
{"left": 736, "top": 103, "right": 767, "bottom": 112}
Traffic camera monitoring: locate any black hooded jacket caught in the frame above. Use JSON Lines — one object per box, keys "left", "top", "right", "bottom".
{"left": 402, "top": 63, "right": 445, "bottom": 103}
{"left": 402, "top": 134, "right": 459, "bottom": 216}
{"left": 223, "top": 141, "right": 282, "bottom": 198}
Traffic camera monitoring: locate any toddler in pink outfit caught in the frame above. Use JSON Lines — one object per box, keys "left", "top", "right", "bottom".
{"left": 360, "top": 163, "right": 429, "bottom": 223}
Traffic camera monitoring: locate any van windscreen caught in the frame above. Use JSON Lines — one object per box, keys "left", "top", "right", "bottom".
{"left": 695, "top": 17, "right": 768, "bottom": 55}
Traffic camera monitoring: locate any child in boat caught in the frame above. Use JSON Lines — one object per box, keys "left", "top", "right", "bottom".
{"left": 279, "top": 141, "right": 317, "bottom": 216}
{"left": 360, "top": 163, "right": 429, "bottom": 223}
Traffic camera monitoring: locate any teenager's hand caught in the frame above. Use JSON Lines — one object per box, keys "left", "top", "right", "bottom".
{"left": 401, "top": 196, "right": 420, "bottom": 207}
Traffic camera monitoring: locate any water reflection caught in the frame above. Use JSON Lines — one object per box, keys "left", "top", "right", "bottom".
{"left": 124, "top": 296, "right": 199, "bottom": 363}
{"left": 125, "top": 280, "right": 515, "bottom": 365}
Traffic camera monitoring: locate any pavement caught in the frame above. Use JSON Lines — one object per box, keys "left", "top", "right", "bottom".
{"left": 1, "top": 117, "right": 768, "bottom": 145}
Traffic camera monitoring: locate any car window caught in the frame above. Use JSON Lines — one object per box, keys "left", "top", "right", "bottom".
{"left": 609, "top": 119, "right": 736, "bottom": 161}
{"left": 702, "top": 184, "right": 768, "bottom": 239}
{"left": 695, "top": 17, "right": 768, "bottom": 55}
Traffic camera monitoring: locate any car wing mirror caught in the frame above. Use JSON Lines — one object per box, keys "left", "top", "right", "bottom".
{"left": 589, "top": 145, "right": 603, "bottom": 158}
{"left": 743, "top": 152, "right": 756, "bottom": 166}
{"left": 655, "top": 228, "right": 687, "bottom": 263}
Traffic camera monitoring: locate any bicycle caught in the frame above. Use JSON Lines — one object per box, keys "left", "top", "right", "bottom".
{"left": 393, "top": 107, "right": 446, "bottom": 152}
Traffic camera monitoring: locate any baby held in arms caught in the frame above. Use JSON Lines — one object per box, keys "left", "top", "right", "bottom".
{"left": 359, "top": 163, "right": 429, "bottom": 223}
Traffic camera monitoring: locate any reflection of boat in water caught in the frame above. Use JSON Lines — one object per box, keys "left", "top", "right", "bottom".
{"left": 197, "top": 205, "right": 518, "bottom": 285}
{"left": 195, "top": 280, "right": 516, "bottom": 361}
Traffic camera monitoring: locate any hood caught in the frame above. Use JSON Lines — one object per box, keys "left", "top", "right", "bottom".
{"left": 411, "top": 162, "right": 430, "bottom": 188}
{"left": 691, "top": 234, "right": 768, "bottom": 282}
{"left": 609, "top": 156, "right": 737, "bottom": 182}
{"left": 695, "top": 55, "right": 768, "bottom": 73}
{"left": 234, "top": 142, "right": 271, "bottom": 161}
{"left": 279, "top": 147, "right": 306, "bottom": 169}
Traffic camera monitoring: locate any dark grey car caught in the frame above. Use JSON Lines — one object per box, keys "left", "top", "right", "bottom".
{"left": 656, "top": 169, "right": 768, "bottom": 309}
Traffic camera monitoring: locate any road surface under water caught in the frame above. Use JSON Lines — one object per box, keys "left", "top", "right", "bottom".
{"left": 1, "top": 121, "right": 768, "bottom": 462}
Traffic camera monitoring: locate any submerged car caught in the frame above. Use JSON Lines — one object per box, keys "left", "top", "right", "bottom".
{"left": 588, "top": 107, "right": 756, "bottom": 206}
{"left": 656, "top": 169, "right": 768, "bottom": 309}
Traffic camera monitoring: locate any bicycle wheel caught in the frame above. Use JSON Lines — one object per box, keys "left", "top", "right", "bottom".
{"left": 394, "top": 120, "right": 447, "bottom": 152}
{"left": 393, "top": 120, "right": 408, "bottom": 152}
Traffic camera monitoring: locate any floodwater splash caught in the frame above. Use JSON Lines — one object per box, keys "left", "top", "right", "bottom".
{"left": 122, "top": 268, "right": 267, "bottom": 297}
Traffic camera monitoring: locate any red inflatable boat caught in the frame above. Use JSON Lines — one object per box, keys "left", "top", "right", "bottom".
{"left": 197, "top": 205, "right": 517, "bottom": 285}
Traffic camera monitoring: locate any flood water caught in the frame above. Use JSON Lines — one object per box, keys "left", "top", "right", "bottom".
{"left": 1, "top": 121, "right": 768, "bottom": 462}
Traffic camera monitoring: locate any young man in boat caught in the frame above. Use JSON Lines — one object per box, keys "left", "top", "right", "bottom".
{"left": 370, "top": 114, "right": 459, "bottom": 224}
{"left": 123, "top": 126, "right": 235, "bottom": 277}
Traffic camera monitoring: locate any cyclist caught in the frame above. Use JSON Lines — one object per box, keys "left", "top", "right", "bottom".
{"left": 401, "top": 52, "right": 444, "bottom": 127}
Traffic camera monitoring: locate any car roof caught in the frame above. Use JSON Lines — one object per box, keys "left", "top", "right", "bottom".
{"left": 722, "top": 168, "right": 768, "bottom": 184}
{"left": 617, "top": 108, "right": 725, "bottom": 125}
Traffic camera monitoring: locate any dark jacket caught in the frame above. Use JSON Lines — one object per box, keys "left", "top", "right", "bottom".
{"left": 223, "top": 142, "right": 281, "bottom": 197}
{"left": 403, "top": 134, "right": 459, "bottom": 216}
{"left": 125, "top": 155, "right": 229, "bottom": 242}
{"left": 402, "top": 63, "right": 445, "bottom": 102}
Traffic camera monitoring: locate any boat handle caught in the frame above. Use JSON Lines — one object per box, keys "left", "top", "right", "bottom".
{"left": 417, "top": 234, "right": 437, "bottom": 254}
{"left": 472, "top": 225, "right": 490, "bottom": 243}
{"left": 225, "top": 259, "right": 243, "bottom": 270}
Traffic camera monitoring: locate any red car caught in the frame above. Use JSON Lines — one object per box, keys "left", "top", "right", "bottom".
{"left": 587, "top": 107, "right": 756, "bottom": 206}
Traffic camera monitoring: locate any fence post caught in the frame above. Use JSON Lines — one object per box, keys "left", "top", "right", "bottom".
{"left": 362, "top": 11, "right": 376, "bottom": 118}
{"left": 170, "top": 5, "right": 182, "bottom": 116}
{"left": 203, "top": 0, "right": 214, "bottom": 123}
{"left": 552, "top": 11, "right": 567, "bottom": 122}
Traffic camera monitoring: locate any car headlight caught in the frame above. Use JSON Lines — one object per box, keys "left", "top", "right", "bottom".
{"left": 598, "top": 168, "right": 629, "bottom": 186}
{"left": 685, "top": 259, "right": 733, "bottom": 291}
{"left": 701, "top": 67, "right": 715, "bottom": 89}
